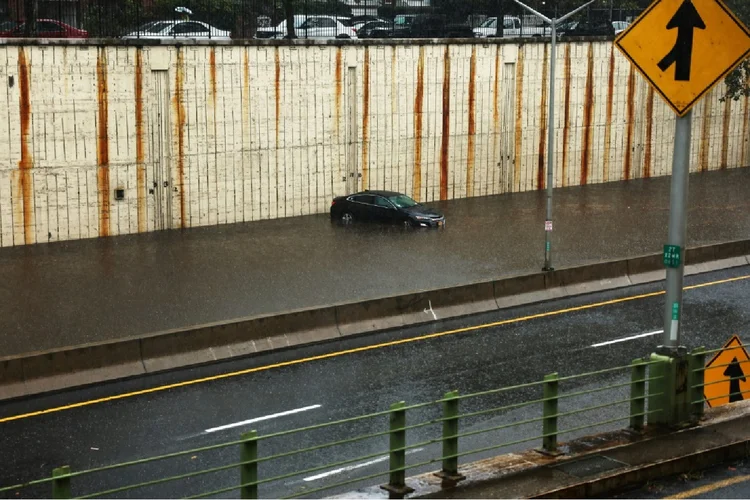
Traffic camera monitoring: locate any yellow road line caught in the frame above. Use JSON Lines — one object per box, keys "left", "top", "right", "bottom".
{"left": 665, "top": 473, "right": 750, "bottom": 499}
{"left": 1, "top": 273, "right": 748, "bottom": 424}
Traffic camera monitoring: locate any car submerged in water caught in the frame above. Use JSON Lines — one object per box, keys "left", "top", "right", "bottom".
{"left": 330, "top": 190, "right": 445, "bottom": 229}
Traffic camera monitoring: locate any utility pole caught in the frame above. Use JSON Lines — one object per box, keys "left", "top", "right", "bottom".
{"left": 511, "top": 0, "right": 596, "bottom": 272}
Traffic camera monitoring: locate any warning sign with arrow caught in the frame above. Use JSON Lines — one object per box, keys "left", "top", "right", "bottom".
{"left": 615, "top": 0, "right": 750, "bottom": 116}
{"left": 704, "top": 335, "right": 750, "bottom": 408}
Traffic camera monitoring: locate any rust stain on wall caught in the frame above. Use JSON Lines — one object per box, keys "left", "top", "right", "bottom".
{"left": 624, "top": 67, "right": 636, "bottom": 181}
{"left": 493, "top": 45, "right": 500, "bottom": 133}
{"left": 743, "top": 88, "right": 750, "bottom": 167}
{"left": 97, "top": 47, "right": 111, "bottom": 238}
{"left": 440, "top": 46, "right": 451, "bottom": 200}
{"left": 580, "top": 44, "right": 594, "bottom": 186}
{"left": 560, "top": 45, "right": 571, "bottom": 186}
{"left": 275, "top": 47, "right": 281, "bottom": 149}
{"left": 173, "top": 49, "right": 187, "bottom": 228}
{"left": 720, "top": 98, "right": 732, "bottom": 168}
{"left": 466, "top": 46, "right": 477, "bottom": 197}
{"left": 699, "top": 98, "right": 712, "bottom": 172}
{"left": 513, "top": 48, "right": 525, "bottom": 192}
{"left": 135, "top": 49, "right": 146, "bottom": 233}
{"left": 335, "top": 48, "right": 343, "bottom": 138}
{"left": 537, "top": 46, "right": 549, "bottom": 191}
{"left": 17, "top": 47, "right": 33, "bottom": 245}
{"left": 412, "top": 46, "right": 425, "bottom": 200}
{"left": 603, "top": 45, "right": 615, "bottom": 183}
{"left": 361, "top": 47, "right": 371, "bottom": 190}
{"left": 209, "top": 47, "right": 218, "bottom": 110}
{"left": 643, "top": 87, "right": 654, "bottom": 179}
{"left": 391, "top": 47, "right": 397, "bottom": 118}
{"left": 242, "top": 48, "right": 251, "bottom": 140}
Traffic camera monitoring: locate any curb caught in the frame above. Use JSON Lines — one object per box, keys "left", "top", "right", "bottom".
{"left": 1, "top": 239, "right": 749, "bottom": 401}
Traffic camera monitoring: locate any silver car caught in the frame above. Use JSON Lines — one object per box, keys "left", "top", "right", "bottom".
{"left": 123, "top": 20, "right": 231, "bottom": 40}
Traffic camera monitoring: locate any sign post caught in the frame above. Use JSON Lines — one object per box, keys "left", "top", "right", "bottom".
{"left": 510, "top": 0, "right": 597, "bottom": 272}
{"left": 615, "top": 0, "right": 750, "bottom": 356}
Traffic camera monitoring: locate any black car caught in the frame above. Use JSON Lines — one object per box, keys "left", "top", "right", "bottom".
{"left": 330, "top": 190, "right": 445, "bottom": 229}
{"left": 557, "top": 20, "right": 615, "bottom": 37}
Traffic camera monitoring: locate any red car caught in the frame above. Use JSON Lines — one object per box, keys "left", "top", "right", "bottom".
{"left": 0, "top": 19, "right": 88, "bottom": 38}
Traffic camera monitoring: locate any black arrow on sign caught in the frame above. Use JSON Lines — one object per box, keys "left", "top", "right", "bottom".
{"left": 657, "top": 0, "right": 706, "bottom": 81}
{"left": 723, "top": 357, "right": 746, "bottom": 403}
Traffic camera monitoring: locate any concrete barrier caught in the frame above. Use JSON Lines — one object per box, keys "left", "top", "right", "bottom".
{"left": 20, "top": 341, "right": 145, "bottom": 398}
{"left": 626, "top": 254, "right": 664, "bottom": 285}
{"left": 2, "top": 239, "right": 749, "bottom": 400}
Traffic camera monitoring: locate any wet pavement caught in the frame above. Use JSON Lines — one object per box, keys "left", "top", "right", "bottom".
{"left": 0, "top": 168, "right": 749, "bottom": 358}
{"left": 2, "top": 265, "right": 749, "bottom": 498}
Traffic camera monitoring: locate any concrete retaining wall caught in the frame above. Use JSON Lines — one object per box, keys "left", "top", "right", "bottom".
{"left": 1, "top": 239, "right": 749, "bottom": 400}
{"left": 0, "top": 40, "right": 748, "bottom": 247}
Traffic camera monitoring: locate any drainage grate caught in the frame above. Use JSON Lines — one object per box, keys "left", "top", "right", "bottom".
{"left": 553, "top": 455, "right": 629, "bottom": 478}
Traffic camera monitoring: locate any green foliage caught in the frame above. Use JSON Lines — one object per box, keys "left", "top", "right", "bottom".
{"left": 722, "top": 0, "right": 750, "bottom": 101}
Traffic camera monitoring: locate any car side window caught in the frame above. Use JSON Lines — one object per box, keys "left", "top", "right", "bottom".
{"left": 38, "top": 22, "right": 63, "bottom": 33}
{"left": 351, "top": 195, "right": 375, "bottom": 205}
{"left": 374, "top": 197, "right": 392, "bottom": 208}
{"left": 172, "top": 22, "right": 208, "bottom": 35}
{"left": 318, "top": 18, "right": 337, "bottom": 28}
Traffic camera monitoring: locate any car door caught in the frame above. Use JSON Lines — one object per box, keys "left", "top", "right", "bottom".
{"left": 313, "top": 17, "right": 338, "bottom": 38}
{"left": 297, "top": 17, "right": 317, "bottom": 38}
{"left": 348, "top": 195, "right": 376, "bottom": 222}
{"left": 373, "top": 196, "right": 398, "bottom": 224}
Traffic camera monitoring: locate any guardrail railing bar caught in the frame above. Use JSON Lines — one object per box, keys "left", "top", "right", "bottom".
{"left": 699, "top": 343, "right": 750, "bottom": 356}
{"left": 552, "top": 396, "right": 639, "bottom": 420}
{"left": 554, "top": 360, "right": 661, "bottom": 382}
{"left": 439, "top": 379, "right": 547, "bottom": 402}
{"left": 556, "top": 376, "right": 663, "bottom": 401}
{"left": 452, "top": 396, "right": 547, "bottom": 422}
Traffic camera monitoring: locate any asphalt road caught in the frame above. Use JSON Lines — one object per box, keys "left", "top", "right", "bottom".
{"left": 614, "top": 459, "right": 750, "bottom": 498}
{"left": 1, "top": 168, "right": 749, "bottom": 358}
{"left": 2, "top": 265, "right": 750, "bottom": 499}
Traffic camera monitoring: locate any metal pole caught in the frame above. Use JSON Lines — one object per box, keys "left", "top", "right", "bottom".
{"left": 543, "top": 21, "right": 556, "bottom": 271}
{"left": 511, "top": 0, "right": 595, "bottom": 272}
{"left": 660, "top": 110, "right": 692, "bottom": 354}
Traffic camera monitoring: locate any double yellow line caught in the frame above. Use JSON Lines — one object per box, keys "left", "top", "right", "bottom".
{"left": 1, "top": 274, "right": 748, "bottom": 424}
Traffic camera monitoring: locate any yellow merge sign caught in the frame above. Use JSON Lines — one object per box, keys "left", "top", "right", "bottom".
{"left": 704, "top": 335, "right": 750, "bottom": 408}
{"left": 615, "top": 0, "right": 750, "bottom": 116}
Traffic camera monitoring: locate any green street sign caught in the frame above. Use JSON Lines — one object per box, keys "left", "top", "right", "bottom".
{"left": 663, "top": 244, "right": 682, "bottom": 268}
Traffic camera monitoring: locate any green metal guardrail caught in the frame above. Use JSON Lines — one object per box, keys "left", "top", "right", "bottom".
{"left": 0, "top": 359, "right": 666, "bottom": 499}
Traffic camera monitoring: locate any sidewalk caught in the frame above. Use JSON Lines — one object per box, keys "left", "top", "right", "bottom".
{"left": 1, "top": 168, "right": 749, "bottom": 358}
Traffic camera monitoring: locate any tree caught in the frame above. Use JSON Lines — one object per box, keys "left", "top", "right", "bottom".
{"left": 723, "top": 0, "right": 750, "bottom": 101}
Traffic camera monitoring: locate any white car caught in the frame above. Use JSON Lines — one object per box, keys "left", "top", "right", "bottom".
{"left": 612, "top": 21, "right": 629, "bottom": 35}
{"left": 259, "top": 15, "right": 357, "bottom": 39}
{"left": 123, "top": 20, "right": 231, "bottom": 40}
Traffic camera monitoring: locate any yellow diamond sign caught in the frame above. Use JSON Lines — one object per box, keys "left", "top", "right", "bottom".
{"left": 615, "top": 0, "right": 750, "bottom": 116}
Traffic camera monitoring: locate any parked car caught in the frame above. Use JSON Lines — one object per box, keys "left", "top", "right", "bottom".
{"left": 473, "top": 16, "right": 550, "bottom": 38}
{"left": 255, "top": 15, "right": 308, "bottom": 38}
{"left": 356, "top": 20, "right": 392, "bottom": 38}
{"left": 258, "top": 15, "right": 357, "bottom": 39}
{"left": 331, "top": 190, "right": 446, "bottom": 229}
{"left": 612, "top": 21, "right": 629, "bottom": 35}
{"left": 122, "top": 20, "right": 231, "bottom": 40}
{"left": 0, "top": 19, "right": 87, "bottom": 38}
{"left": 370, "top": 14, "right": 474, "bottom": 38}
{"left": 557, "top": 20, "right": 615, "bottom": 37}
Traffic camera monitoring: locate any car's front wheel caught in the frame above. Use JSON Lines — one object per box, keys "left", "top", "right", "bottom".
{"left": 341, "top": 212, "right": 354, "bottom": 225}
{"left": 403, "top": 219, "right": 415, "bottom": 230}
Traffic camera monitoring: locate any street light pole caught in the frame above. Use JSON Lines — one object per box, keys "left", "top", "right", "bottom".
{"left": 511, "top": 0, "right": 597, "bottom": 272}
{"left": 659, "top": 110, "right": 692, "bottom": 355}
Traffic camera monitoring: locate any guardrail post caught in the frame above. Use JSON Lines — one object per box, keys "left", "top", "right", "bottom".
{"left": 630, "top": 358, "right": 647, "bottom": 431}
{"left": 435, "top": 390, "right": 466, "bottom": 488}
{"left": 240, "top": 430, "right": 258, "bottom": 500}
{"left": 52, "top": 466, "right": 71, "bottom": 499}
{"left": 381, "top": 402, "right": 414, "bottom": 499}
{"left": 689, "top": 347, "right": 706, "bottom": 422}
{"left": 541, "top": 373, "right": 560, "bottom": 455}
{"left": 648, "top": 353, "right": 676, "bottom": 427}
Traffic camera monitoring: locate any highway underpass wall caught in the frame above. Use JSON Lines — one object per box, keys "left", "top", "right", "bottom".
{"left": 0, "top": 39, "right": 748, "bottom": 246}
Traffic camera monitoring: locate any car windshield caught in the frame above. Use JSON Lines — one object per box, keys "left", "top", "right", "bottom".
{"left": 394, "top": 16, "right": 412, "bottom": 26}
{"left": 480, "top": 18, "right": 496, "bottom": 28}
{"left": 139, "top": 21, "right": 172, "bottom": 33}
{"left": 388, "top": 195, "right": 419, "bottom": 209}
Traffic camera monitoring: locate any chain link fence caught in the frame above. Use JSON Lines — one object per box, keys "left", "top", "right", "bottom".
{"left": 0, "top": 0, "right": 647, "bottom": 40}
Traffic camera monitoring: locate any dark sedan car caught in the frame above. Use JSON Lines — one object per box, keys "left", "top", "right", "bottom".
{"left": 331, "top": 190, "right": 445, "bottom": 229}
